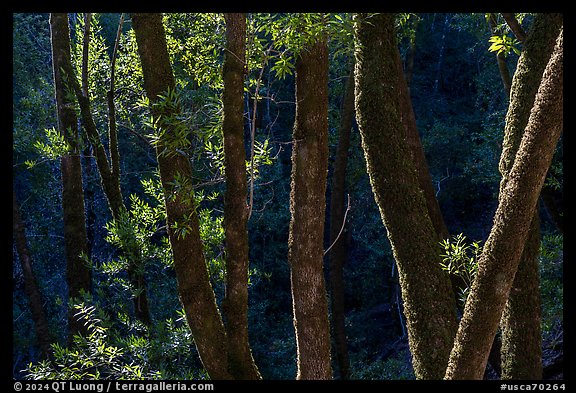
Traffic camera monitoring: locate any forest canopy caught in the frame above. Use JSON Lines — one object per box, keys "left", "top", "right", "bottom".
{"left": 12, "top": 12, "right": 563, "bottom": 382}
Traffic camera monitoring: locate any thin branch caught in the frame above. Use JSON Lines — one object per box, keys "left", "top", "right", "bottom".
{"left": 396, "top": 286, "right": 406, "bottom": 338}
{"left": 108, "top": 13, "right": 124, "bottom": 181}
{"left": 252, "top": 182, "right": 275, "bottom": 214}
{"left": 435, "top": 168, "right": 450, "bottom": 197}
{"left": 247, "top": 46, "right": 273, "bottom": 220}
{"left": 81, "top": 13, "right": 91, "bottom": 98}
{"left": 390, "top": 262, "right": 406, "bottom": 338}
{"left": 74, "top": 14, "right": 113, "bottom": 181}
{"left": 324, "top": 194, "right": 351, "bottom": 256}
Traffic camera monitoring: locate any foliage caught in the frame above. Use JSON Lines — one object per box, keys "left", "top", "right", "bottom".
{"left": 439, "top": 233, "right": 482, "bottom": 307}
{"left": 255, "top": 13, "right": 347, "bottom": 80}
{"left": 488, "top": 34, "right": 521, "bottom": 57}
{"left": 24, "top": 298, "right": 207, "bottom": 380}
{"left": 25, "top": 128, "right": 71, "bottom": 168}
{"left": 395, "top": 13, "right": 420, "bottom": 45}
{"left": 71, "top": 14, "right": 112, "bottom": 128}
{"left": 545, "top": 141, "right": 563, "bottom": 191}
{"left": 164, "top": 13, "right": 225, "bottom": 89}
{"left": 25, "top": 300, "right": 157, "bottom": 380}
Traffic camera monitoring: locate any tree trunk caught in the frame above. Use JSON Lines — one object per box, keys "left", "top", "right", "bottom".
{"left": 404, "top": 18, "right": 418, "bottom": 90}
{"left": 61, "top": 13, "right": 151, "bottom": 325}
{"left": 488, "top": 14, "right": 512, "bottom": 97}
{"left": 498, "top": 13, "right": 562, "bottom": 380}
{"left": 353, "top": 13, "right": 458, "bottom": 379}
{"left": 288, "top": 32, "right": 333, "bottom": 380}
{"left": 49, "top": 13, "right": 91, "bottom": 340}
{"left": 131, "top": 12, "right": 232, "bottom": 380}
{"left": 328, "top": 64, "right": 355, "bottom": 380}
{"left": 501, "top": 13, "right": 527, "bottom": 43}
{"left": 13, "top": 192, "right": 53, "bottom": 358}
{"left": 221, "top": 12, "right": 261, "bottom": 380}
{"left": 500, "top": 215, "right": 542, "bottom": 379}
{"left": 396, "top": 39, "right": 449, "bottom": 242}
{"left": 445, "top": 26, "right": 563, "bottom": 380}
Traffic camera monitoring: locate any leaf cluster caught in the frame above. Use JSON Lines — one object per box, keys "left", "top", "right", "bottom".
{"left": 488, "top": 34, "right": 521, "bottom": 57}
{"left": 439, "top": 233, "right": 482, "bottom": 307}
{"left": 26, "top": 128, "right": 72, "bottom": 168}
{"left": 25, "top": 300, "right": 155, "bottom": 380}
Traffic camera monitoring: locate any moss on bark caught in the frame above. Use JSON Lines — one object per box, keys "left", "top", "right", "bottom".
{"left": 221, "top": 13, "right": 261, "bottom": 380}
{"left": 498, "top": 13, "right": 562, "bottom": 380}
{"left": 353, "top": 13, "right": 458, "bottom": 379}
{"left": 446, "top": 27, "right": 563, "bottom": 380}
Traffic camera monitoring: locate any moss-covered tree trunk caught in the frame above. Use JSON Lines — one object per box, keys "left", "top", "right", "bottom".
{"left": 395, "top": 38, "right": 449, "bottom": 243}
{"left": 49, "top": 13, "right": 91, "bottom": 340}
{"left": 353, "top": 13, "right": 458, "bottom": 379}
{"left": 221, "top": 13, "right": 261, "bottom": 380}
{"left": 288, "top": 33, "right": 333, "bottom": 380}
{"left": 498, "top": 13, "right": 562, "bottom": 380}
{"left": 328, "top": 64, "right": 355, "bottom": 380}
{"left": 132, "top": 13, "right": 232, "bottom": 380}
{"left": 445, "top": 26, "right": 563, "bottom": 380}
{"left": 13, "top": 191, "right": 53, "bottom": 358}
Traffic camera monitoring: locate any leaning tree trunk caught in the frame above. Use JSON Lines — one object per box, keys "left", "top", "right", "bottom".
{"left": 353, "top": 12, "right": 458, "bottom": 379}
{"left": 49, "top": 13, "right": 91, "bottom": 340}
{"left": 445, "top": 26, "right": 563, "bottom": 380}
{"left": 498, "top": 13, "right": 563, "bottom": 380}
{"left": 288, "top": 32, "right": 333, "bottom": 380}
{"left": 132, "top": 12, "right": 232, "bottom": 380}
{"left": 221, "top": 12, "right": 261, "bottom": 380}
{"left": 395, "top": 37, "right": 449, "bottom": 243}
{"left": 328, "top": 64, "right": 355, "bottom": 380}
{"left": 13, "top": 191, "right": 53, "bottom": 358}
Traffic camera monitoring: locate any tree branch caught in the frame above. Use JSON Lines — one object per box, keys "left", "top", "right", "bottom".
{"left": 324, "top": 194, "right": 351, "bottom": 256}
{"left": 501, "top": 13, "right": 527, "bottom": 43}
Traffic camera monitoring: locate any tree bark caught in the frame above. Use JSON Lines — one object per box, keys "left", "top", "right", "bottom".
{"left": 445, "top": 26, "right": 563, "bottom": 380}
{"left": 60, "top": 13, "right": 151, "bottom": 325}
{"left": 501, "top": 13, "right": 527, "bottom": 43}
{"left": 49, "top": 13, "right": 91, "bottom": 340}
{"left": 404, "top": 17, "right": 418, "bottom": 90}
{"left": 131, "top": 12, "right": 232, "bottom": 380}
{"left": 488, "top": 14, "right": 512, "bottom": 97}
{"left": 13, "top": 192, "right": 53, "bottom": 358}
{"left": 396, "top": 39, "right": 449, "bottom": 243}
{"left": 328, "top": 64, "right": 355, "bottom": 380}
{"left": 288, "top": 32, "right": 333, "bottom": 380}
{"left": 500, "top": 215, "right": 542, "bottom": 379}
{"left": 221, "top": 12, "right": 261, "bottom": 380}
{"left": 498, "top": 13, "right": 562, "bottom": 380}
{"left": 353, "top": 13, "right": 458, "bottom": 379}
